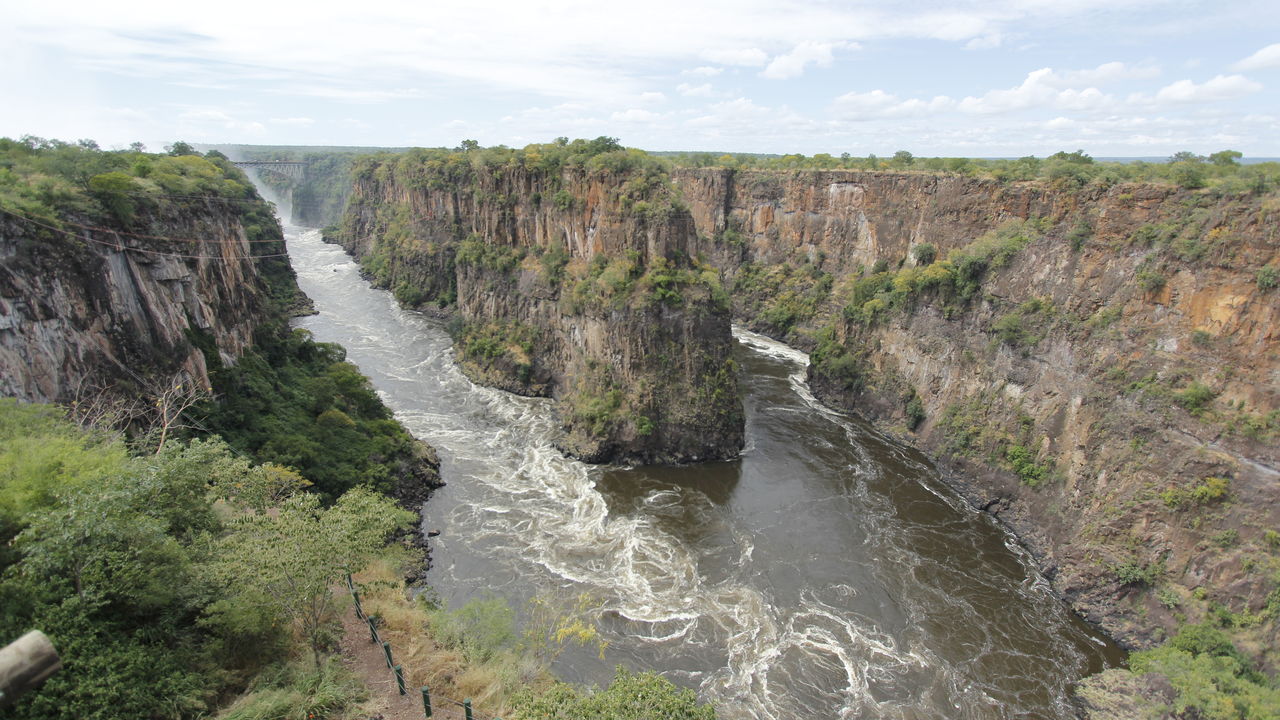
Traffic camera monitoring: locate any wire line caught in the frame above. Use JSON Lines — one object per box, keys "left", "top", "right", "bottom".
{"left": 1, "top": 208, "right": 291, "bottom": 260}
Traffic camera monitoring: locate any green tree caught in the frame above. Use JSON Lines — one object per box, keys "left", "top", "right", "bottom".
{"left": 209, "top": 488, "right": 414, "bottom": 666}
{"left": 1208, "top": 149, "right": 1243, "bottom": 166}
{"left": 87, "top": 171, "right": 137, "bottom": 222}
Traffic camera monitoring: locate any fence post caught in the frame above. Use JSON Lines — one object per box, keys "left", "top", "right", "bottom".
{"left": 345, "top": 572, "right": 355, "bottom": 592}
{"left": 381, "top": 641, "right": 394, "bottom": 669}
{"left": 464, "top": 698, "right": 473, "bottom": 720}
{"left": 352, "top": 589, "right": 364, "bottom": 620}
{"left": 394, "top": 664, "right": 405, "bottom": 695}
{"left": 420, "top": 686, "right": 432, "bottom": 717}
{"left": 367, "top": 615, "right": 379, "bottom": 644}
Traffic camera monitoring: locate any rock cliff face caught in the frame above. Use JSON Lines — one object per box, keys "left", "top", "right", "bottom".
{"left": 334, "top": 152, "right": 743, "bottom": 464}
{"left": 0, "top": 203, "right": 296, "bottom": 404}
{"left": 675, "top": 168, "right": 1279, "bottom": 657}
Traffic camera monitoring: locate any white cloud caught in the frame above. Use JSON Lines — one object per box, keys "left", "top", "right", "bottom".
{"left": 1153, "top": 75, "right": 1262, "bottom": 103}
{"left": 957, "top": 67, "right": 1128, "bottom": 114}
{"left": 832, "top": 90, "right": 954, "bottom": 119}
{"left": 760, "top": 41, "right": 846, "bottom": 80}
{"left": 4, "top": 0, "right": 1278, "bottom": 154}
{"left": 677, "top": 83, "right": 715, "bottom": 97}
{"left": 964, "top": 33, "right": 1003, "bottom": 50}
{"left": 269, "top": 117, "right": 314, "bottom": 126}
{"left": 610, "top": 108, "right": 662, "bottom": 123}
{"left": 1052, "top": 61, "right": 1160, "bottom": 86}
{"left": 701, "top": 47, "right": 768, "bottom": 67}
{"left": 177, "top": 108, "right": 266, "bottom": 137}
{"left": 1231, "top": 43, "right": 1280, "bottom": 72}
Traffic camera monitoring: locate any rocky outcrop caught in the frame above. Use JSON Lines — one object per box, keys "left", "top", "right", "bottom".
{"left": 333, "top": 151, "right": 744, "bottom": 464}
{"left": 0, "top": 203, "right": 297, "bottom": 404}
{"left": 674, "top": 168, "right": 1279, "bottom": 659}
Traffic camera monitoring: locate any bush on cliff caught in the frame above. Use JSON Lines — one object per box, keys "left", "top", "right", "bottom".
{"left": 196, "top": 325, "right": 427, "bottom": 501}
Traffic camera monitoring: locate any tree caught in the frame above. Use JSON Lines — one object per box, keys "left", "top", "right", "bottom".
{"left": 166, "top": 141, "right": 196, "bottom": 156}
{"left": 1209, "top": 149, "right": 1243, "bottom": 167}
{"left": 892, "top": 150, "right": 915, "bottom": 167}
{"left": 209, "top": 488, "right": 413, "bottom": 666}
{"left": 1172, "top": 161, "right": 1207, "bottom": 189}
{"left": 1049, "top": 149, "right": 1093, "bottom": 164}
{"left": 87, "top": 171, "right": 137, "bottom": 222}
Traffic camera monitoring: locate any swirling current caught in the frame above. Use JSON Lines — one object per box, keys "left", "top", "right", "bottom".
{"left": 282, "top": 223, "right": 1123, "bottom": 719}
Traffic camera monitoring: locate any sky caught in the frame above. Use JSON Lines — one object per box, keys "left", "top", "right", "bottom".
{"left": 2, "top": 0, "right": 1278, "bottom": 157}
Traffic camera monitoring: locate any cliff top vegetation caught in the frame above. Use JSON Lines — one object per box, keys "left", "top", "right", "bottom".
{"left": 664, "top": 147, "right": 1279, "bottom": 194}
{"left": 0, "top": 136, "right": 272, "bottom": 227}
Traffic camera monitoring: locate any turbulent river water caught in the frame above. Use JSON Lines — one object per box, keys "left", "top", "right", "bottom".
{"left": 282, "top": 223, "right": 1124, "bottom": 719}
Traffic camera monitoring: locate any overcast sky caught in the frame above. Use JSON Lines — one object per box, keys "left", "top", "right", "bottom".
{"left": 3, "top": 0, "right": 1278, "bottom": 156}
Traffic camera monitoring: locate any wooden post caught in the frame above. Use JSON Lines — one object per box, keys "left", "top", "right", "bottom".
{"left": 381, "top": 641, "right": 394, "bottom": 669}
{"left": 464, "top": 698, "right": 473, "bottom": 720}
{"left": 394, "top": 664, "right": 405, "bottom": 695}
{"left": 421, "top": 686, "right": 432, "bottom": 717}
{"left": 368, "top": 616, "right": 379, "bottom": 644}
{"left": 0, "top": 631, "right": 61, "bottom": 710}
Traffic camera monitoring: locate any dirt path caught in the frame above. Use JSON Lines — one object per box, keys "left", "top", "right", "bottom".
{"left": 338, "top": 604, "right": 463, "bottom": 720}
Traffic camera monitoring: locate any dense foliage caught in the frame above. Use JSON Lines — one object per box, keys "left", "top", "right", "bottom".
{"left": 194, "top": 324, "right": 429, "bottom": 501}
{"left": 1123, "top": 624, "right": 1280, "bottom": 719}
{"left": 664, "top": 148, "right": 1280, "bottom": 194}
{"left": 510, "top": 667, "right": 717, "bottom": 720}
{"left": 0, "top": 400, "right": 410, "bottom": 719}
{"left": 0, "top": 137, "right": 275, "bottom": 235}
{"left": 0, "top": 136, "right": 299, "bottom": 315}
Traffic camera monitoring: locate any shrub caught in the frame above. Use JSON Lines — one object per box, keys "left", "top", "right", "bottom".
{"left": 1124, "top": 623, "right": 1278, "bottom": 720}
{"left": 510, "top": 667, "right": 717, "bottom": 720}
{"left": 1178, "top": 382, "right": 1216, "bottom": 414}
{"left": 1257, "top": 266, "right": 1279, "bottom": 291}
{"left": 1137, "top": 268, "right": 1166, "bottom": 292}
{"left": 552, "top": 189, "right": 575, "bottom": 211}
{"left": 1005, "top": 444, "right": 1050, "bottom": 487}
{"left": 904, "top": 393, "right": 925, "bottom": 430}
{"left": 1111, "top": 559, "right": 1164, "bottom": 586}
{"left": 1162, "top": 477, "right": 1230, "bottom": 509}
{"left": 912, "top": 243, "right": 937, "bottom": 265}
{"left": 1190, "top": 476, "right": 1230, "bottom": 503}
{"left": 1066, "top": 220, "right": 1092, "bottom": 251}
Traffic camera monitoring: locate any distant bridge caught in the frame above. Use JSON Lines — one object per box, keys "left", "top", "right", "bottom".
{"left": 233, "top": 161, "right": 306, "bottom": 180}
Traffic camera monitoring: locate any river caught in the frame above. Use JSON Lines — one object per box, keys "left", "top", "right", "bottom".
{"left": 282, "top": 224, "right": 1123, "bottom": 719}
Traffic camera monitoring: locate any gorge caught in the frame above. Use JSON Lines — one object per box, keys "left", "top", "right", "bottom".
{"left": 3, "top": 138, "right": 1276, "bottom": 718}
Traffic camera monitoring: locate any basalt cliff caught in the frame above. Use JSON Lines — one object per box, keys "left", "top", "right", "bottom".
{"left": 0, "top": 145, "right": 439, "bottom": 510}
{"left": 330, "top": 148, "right": 744, "bottom": 464}
{"left": 0, "top": 199, "right": 296, "bottom": 404}
{"left": 673, "top": 168, "right": 1279, "bottom": 664}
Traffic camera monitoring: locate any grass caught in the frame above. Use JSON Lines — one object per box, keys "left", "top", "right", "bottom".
{"left": 352, "top": 556, "right": 559, "bottom": 716}
{"left": 215, "top": 660, "right": 366, "bottom": 720}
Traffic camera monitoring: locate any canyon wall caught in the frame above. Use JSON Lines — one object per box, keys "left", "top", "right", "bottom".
{"left": 333, "top": 149, "right": 743, "bottom": 464}
{"left": 0, "top": 201, "right": 298, "bottom": 404}
{"left": 675, "top": 168, "right": 1279, "bottom": 659}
